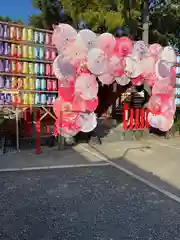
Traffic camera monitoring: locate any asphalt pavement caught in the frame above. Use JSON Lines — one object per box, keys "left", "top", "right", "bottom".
{"left": 0, "top": 165, "right": 180, "bottom": 240}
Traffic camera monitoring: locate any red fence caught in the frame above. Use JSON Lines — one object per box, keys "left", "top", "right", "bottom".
{"left": 23, "top": 109, "right": 53, "bottom": 155}
{"left": 122, "top": 104, "right": 149, "bottom": 131}
{"left": 22, "top": 104, "right": 150, "bottom": 155}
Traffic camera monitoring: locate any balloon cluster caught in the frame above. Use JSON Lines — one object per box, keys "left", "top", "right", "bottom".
{"left": 52, "top": 23, "right": 176, "bottom": 136}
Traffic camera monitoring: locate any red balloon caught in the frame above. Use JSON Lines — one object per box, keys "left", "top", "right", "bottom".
{"left": 58, "top": 84, "right": 75, "bottom": 102}
{"left": 85, "top": 97, "right": 99, "bottom": 112}
{"left": 115, "top": 37, "right": 133, "bottom": 57}
{"left": 132, "top": 75, "right": 144, "bottom": 86}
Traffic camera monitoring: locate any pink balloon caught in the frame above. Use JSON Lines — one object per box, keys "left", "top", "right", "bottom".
{"left": 72, "top": 95, "right": 99, "bottom": 113}
{"left": 155, "top": 59, "right": 171, "bottom": 81}
{"left": 170, "top": 67, "right": 176, "bottom": 87}
{"left": 159, "top": 115, "right": 174, "bottom": 132}
{"left": 148, "top": 113, "right": 174, "bottom": 131}
{"left": 148, "top": 95, "right": 163, "bottom": 114}
{"left": 152, "top": 81, "right": 174, "bottom": 97}
{"left": 148, "top": 43, "right": 162, "bottom": 57}
{"left": 75, "top": 29, "right": 97, "bottom": 50}
{"left": 148, "top": 113, "right": 163, "bottom": 129}
{"left": 115, "top": 37, "right": 133, "bottom": 57}
{"left": 74, "top": 58, "right": 90, "bottom": 76}
{"left": 124, "top": 56, "right": 141, "bottom": 78}
{"left": 58, "top": 76, "right": 75, "bottom": 86}
{"left": 98, "top": 73, "right": 115, "bottom": 85}
{"left": 78, "top": 112, "right": 97, "bottom": 132}
{"left": 132, "top": 41, "right": 148, "bottom": 60}
{"left": 95, "top": 33, "right": 116, "bottom": 55}
{"left": 71, "top": 94, "right": 98, "bottom": 112}
{"left": 75, "top": 73, "right": 98, "bottom": 100}
{"left": 161, "top": 97, "right": 176, "bottom": 117}
{"left": 53, "top": 97, "right": 73, "bottom": 118}
{"left": 53, "top": 55, "right": 75, "bottom": 79}
{"left": 131, "top": 75, "right": 144, "bottom": 86}
{"left": 144, "top": 73, "right": 156, "bottom": 87}
{"left": 140, "top": 56, "right": 156, "bottom": 76}
{"left": 52, "top": 24, "right": 77, "bottom": 52}
{"left": 108, "top": 54, "right": 124, "bottom": 77}
{"left": 115, "top": 74, "right": 131, "bottom": 86}
{"left": 63, "top": 42, "right": 87, "bottom": 63}
{"left": 55, "top": 118, "right": 81, "bottom": 136}
{"left": 53, "top": 96, "right": 83, "bottom": 137}
{"left": 72, "top": 94, "right": 86, "bottom": 112}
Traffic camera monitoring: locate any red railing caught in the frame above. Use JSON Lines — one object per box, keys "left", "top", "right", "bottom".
{"left": 23, "top": 108, "right": 53, "bottom": 154}
{"left": 122, "top": 103, "right": 149, "bottom": 130}
{"left": 22, "top": 104, "right": 150, "bottom": 154}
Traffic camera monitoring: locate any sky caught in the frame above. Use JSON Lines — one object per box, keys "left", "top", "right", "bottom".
{"left": 0, "top": 0, "right": 40, "bottom": 23}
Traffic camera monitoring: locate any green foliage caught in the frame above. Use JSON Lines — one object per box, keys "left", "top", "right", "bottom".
{"left": 29, "top": 0, "right": 145, "bottom": 36}
{"left": 0, "top": 16, "right": 23, "bottom": 24}
{"left": 61, "top": 0, "right": 142, "bottom": 32}
{"left": 29, "top": 14, "right": 44, "bottom": 28}
{"left": 79, "top": 9, "right": 125, "bottom": 32}
{"left": 30, "top": 0, "right": 66, "bottom": 29}
{"left": 60, "top": 0, "right": 132, "bottom": 32}
{"left": 149, "top": 1, "right": 180, "bottom": 47}
{"left": 29, "top": 0, "right": 180, "bottom": 49}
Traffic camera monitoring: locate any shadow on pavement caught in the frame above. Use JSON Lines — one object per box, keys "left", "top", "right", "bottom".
{"left": 89, "top": 144, "right": 180, "bottom": 199}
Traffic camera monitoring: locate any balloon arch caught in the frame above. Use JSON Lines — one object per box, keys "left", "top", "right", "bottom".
{"left": 52, "top": 23, "right": 176, "bottom": 137}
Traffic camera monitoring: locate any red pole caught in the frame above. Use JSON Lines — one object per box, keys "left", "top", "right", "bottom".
{"left": 123, "top": 104, "right": 129, "bottom": 130}
{"left": 23, "top": 109, "right": 31, "bottom": 136}
{"left": 129, "top": 108, "right": 134, "bottom": 129}
{"left": 35, "top": 109, "right": 41, "bottom": 154}
{"left": 140, "top": 108, "right": 145, "bottom": 129}
{"left": 135, "top": 109, "right": 139, "bottom": 129}
{"left": 45, "top": 116, "right": 50, "bottom": 136}
{"left": 145, "top": 108, "right": 149, "bottom": 128}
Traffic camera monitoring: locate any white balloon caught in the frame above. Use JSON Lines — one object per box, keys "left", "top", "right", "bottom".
{"left": 80, "top": 112, "right": 97, "bottom": 132}
{"left": 87, "top": 48, "right": 108, "bottom": 75}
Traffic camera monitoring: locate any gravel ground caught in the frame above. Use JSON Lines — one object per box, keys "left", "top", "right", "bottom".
{"left": 0, "top": 165, "right": 180, "bottom": 240}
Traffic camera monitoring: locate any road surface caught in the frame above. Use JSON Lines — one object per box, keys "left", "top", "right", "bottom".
{"left": 0, "top": 165, "right": 180, "bottom": 240}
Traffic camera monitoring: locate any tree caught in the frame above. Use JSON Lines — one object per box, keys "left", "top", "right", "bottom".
{"left": 60, "top": 0, "right": 124, "bottom": 33}
{"left": 29, "top": 14, "right": 45, "bottom": 29}
{"left": 0, "top": 16, "right": 23, "bottom": 24}
{"left": 149, "top": 1, "right": 180, "bottom": 48}
{"left": 60, "top": 0, "right": 145, "bottom": 37}
{"left": 29, "top": 0, "right": 180, "bottom": 49}
{"left": 29, "top": 0, "right": 145, "bottom": 39}
{"left": 29, "top": 0, "right": 73, "bottom": 29}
